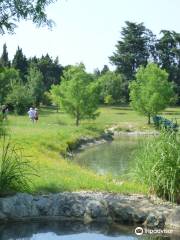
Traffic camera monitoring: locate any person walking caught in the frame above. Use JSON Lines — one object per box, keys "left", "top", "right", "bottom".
{"left": 34, "top": 108, "right": 39, "bottom": 123}
{"left": 28, "top": 107, "right": 35, "bottom": 122}
{"left": 2, "top": 105, "right": 8, "bottom": 120}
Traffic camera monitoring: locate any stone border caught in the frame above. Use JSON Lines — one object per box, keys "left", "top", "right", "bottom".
{"left": 0, "top": 192, "right": 179, "bottom": 231}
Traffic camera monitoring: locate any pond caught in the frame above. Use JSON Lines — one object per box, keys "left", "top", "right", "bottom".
{"left": 73, "top": 135, "right": 145, "bottom": 177}
{"left": 0, "top": 221, "right": 175, "bottom": 240}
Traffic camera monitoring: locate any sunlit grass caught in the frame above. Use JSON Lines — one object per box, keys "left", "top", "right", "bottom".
{"left": 3, "top": 105, "right": 180, "bottom": 194}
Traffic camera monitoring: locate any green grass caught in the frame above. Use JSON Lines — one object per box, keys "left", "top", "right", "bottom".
{"left": 2, "top": 105, "right": 180, "bottom": 194}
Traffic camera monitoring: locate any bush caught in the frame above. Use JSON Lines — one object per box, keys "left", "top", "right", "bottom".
{"left": 6, "top": 84, "right": 33, "bottom": 115}
{"left": 0, "top": 136, "right": 36, "bottom": 193}
{"left": 134, "top": 131, "right": 180, "bottom": 202}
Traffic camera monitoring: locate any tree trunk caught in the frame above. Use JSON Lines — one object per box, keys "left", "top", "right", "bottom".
{"left": 76, "top": 116, "right": 79, "bottom": 126}
{"left": 76, "top": 110, "right": 80, "bottom": 126}
{"left": 148, "top": 113, "right": 151, "bottom": 124}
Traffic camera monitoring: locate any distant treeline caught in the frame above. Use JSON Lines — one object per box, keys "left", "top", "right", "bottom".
{"left": 0, "top": 21, "right": 180, "bottom": 114}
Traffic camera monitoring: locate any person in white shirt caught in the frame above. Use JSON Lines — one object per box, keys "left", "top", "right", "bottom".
{"left": 28, "top": 107, "right": 35, "bottom": 122}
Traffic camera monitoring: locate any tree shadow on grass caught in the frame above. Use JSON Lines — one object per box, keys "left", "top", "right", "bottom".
{"left": 163, "top": 111, "right": 180, "bottom": 116}
{"left": 36, "top": 184, "right": 70, "bottom": 193}
{"left": 115, "top": 112, "right": 126, "bottom": 115}
{"left": 111, "top": 107, "right": 133, "bottom": 111}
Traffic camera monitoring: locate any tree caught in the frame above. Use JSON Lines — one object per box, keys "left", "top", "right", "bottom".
{"left": 27, "top": 66, "right": 44, "bottom": 106}
{"left": 0, "top": 67, "right": 20, "bottom": 104}
{"left": 156, "top": 30, "right": 180, "bottom": 101}
{"left": 129, "top": 63, "right": 174, "bottom": 124}
{"left": 6, "top": 83, "right": 33, "bottom": 115}
{"left": 93, "top": 68, "right": 101, "bottom": 78}
{"left": 12, "top": 47, "right": 28, "bottom": 82}
{"left": 109, "top": 21, "right": 156, "bottom": 80}
{"left": 98, "top": 71, "right": 125, "bottom": 104}
{"left": 0, "top": 44, "right": 10, "bottom": 67}
{"left": 31, "top": 54, "right": 63, "bottom": 91}
{"left": 0, "top": 0, "right": 56, "bottom": 35}
{"left": 50, "top": 84, "right": 61, "bottom": 111}
{"left": 51, "top": 64, "right": 100, "bottom": 126}
{"left": 101, "top": 65, "right": 109, "bottom": 75}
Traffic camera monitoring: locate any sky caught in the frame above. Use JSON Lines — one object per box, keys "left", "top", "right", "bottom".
{"left": 0, "top": 0, "right": 180, "bottom": 73}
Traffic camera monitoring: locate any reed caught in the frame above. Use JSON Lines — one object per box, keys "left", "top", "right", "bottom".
{"left": 134, "top": 130, "right": 180, "bottom": 202}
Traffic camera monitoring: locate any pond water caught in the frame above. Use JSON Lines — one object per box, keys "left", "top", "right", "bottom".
{"left": 74, "top": 135, "right": 145, "bottom": 177}
{"left": 0, "top": 221, "right": 176, "bottom": 240}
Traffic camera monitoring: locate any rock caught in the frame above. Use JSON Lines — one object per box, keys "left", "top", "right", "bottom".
{"left": 166, "top": 206, "right": 180, "bottom": 229}
{"left": 85, "top": 200, "right": 109, "bottom": 219}
{"left": 109, "top": 202, "right": 145, "bottom": 224}
{"left": 71, "top": 203, "right": 85, "bottom": 217}
{"left": 84, "top": 212, "right": 93, "bottom": 224}
{"left": 143, "top": 213, "right": 166, "bottom": 229}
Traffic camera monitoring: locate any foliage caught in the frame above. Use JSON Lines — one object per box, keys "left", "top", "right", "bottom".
{"left": 0, "top": 44, "right": 10, "bottom": 67}
{"left": 30, "top": 54, "right": 63, "bottom": 91}
{"left": 104, "top": 95, "right": 114, "bottom": 105}
{"left": 129, "top": 63, "right": 174, "bottom": 124}
{"left": 6, "top": 83, "right": 33, "bottom": 114}
{"left": 12, "top": 47, "right": 28, "bottom": 82}
{"left": 0, "top": 0, "right": 56, "bottom": 34}
{"left": 101, "top": 65, "right": 110, "bottom": 75}
{"left": 156, "top": 30, "right": 180, "bottom": 101}
{"left": 0, "top": 67, "right": 20, "bottom": 104}
{"left": 98, "top": 71, "right": 125, "bottom": 104}
{"left": 51, "top": 64, "right": 100, "bottom": 126}
{"left": 134, "top": 131, "right": 180, "bottom": 202}
{"left": 0, "top": 136, "right": 36, "bottom": 193}
{"left": 109, "top": 21, "right": 156, "bottom": 80}
{"left": 50, "top": 84, "right": 61, "bottom": 110}
{"left": 27, "top": 66, "right": 44, "bottom": 106}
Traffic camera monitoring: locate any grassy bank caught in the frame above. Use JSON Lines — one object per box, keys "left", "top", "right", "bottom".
{"left": 2, "top": 106, "right": 180, "bottom": 194}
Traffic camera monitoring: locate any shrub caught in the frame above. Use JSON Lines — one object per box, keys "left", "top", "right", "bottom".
{"left": 6, "top": 84, "right": 33, "bottom": 115}
{"left": 134, "top": 131, "right": 180, "bottom": 202}
{"left": 0, "top": 136, "right": 36, "bottom": 193}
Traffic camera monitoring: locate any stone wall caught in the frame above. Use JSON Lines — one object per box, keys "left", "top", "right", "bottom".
{"left": 0, "top": 192, "right": 179, "bottom": 230}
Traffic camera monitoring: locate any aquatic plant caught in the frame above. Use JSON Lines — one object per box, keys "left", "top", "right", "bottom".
{"left": 134, "top": 131, "right": 180, "bottom": 202}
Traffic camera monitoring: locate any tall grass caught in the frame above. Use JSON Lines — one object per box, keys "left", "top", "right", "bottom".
{"left": 0, "top": 136, "right": 37, "bottom": 194}
{"left": 0, "top": 114, "right": 7, "bottom": 137}
{"left": 134, "top": 131, "right": 180, "bottom": 202}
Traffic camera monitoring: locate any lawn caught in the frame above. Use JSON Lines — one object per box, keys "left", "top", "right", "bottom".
{"left": 2, "top": 105, "right": 180, "bottom": 194}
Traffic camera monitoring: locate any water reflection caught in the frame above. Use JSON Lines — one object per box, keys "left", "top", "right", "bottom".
{"left": 74, "top": 135, "right": 143, "bottom": 176}
{"left": 0, "top": 221, "right": 177, "bottom": 240}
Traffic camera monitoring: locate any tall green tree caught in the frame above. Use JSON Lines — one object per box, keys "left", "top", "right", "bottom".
{"left": 109, "top": 21, "right": 156, "bottom": 80}
{"left": 12, "top": 47, "right": 28, "bottom": 82}
{"left": 0, "top": 67, "right": 20, "bottom": 104}
{"left": 30, "top": 54, "right": 63, "bottom": 91}
{"left": 101, "top": 65, "right": 110, "bottom": 75}
{"left": 0, "top": 44, "right": 10, "bottom": 67}
{"left": 50, "top": 84, "right": 61, "bottom": 111}
{"left": 129, "top": 63, "right": 174, "bottom": 124}
{"left": 0, "top": 0, "right": 56, "bottom": 34}
{"left": 51, "top": 64, "right": 100, "bottom": 126}
{"left": 27, "top": 67, "right": 44, "bottom": 106}
{"left": 156, "top": 30, "right": 180, "bottom": 99}
{"left": 98, "top": 71, "right": 125, "bottom": 104}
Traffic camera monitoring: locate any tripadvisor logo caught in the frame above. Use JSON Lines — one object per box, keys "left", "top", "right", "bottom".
{"left": 135, "top": 227, "right": 144, "bottom": 235}
{"left": 135, "top": 227, "right": 173, "bottom": 236}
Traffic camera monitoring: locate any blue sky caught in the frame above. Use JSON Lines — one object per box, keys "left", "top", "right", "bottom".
{"left": 0, "top": 0, "right": 180, "bottom": 72}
